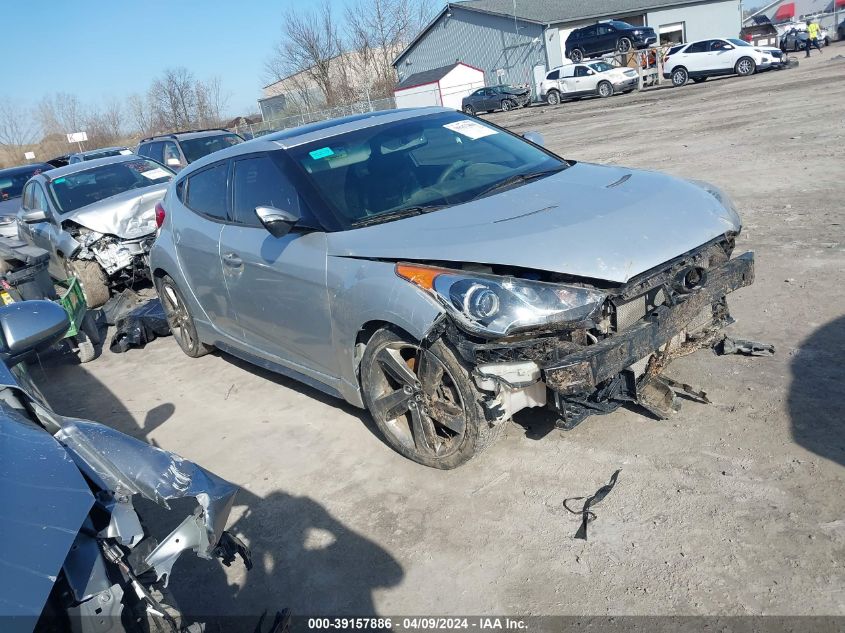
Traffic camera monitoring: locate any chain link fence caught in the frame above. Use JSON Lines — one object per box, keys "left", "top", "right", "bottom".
{"left": 230, "top": 96, "right": 397, "bottom": 139}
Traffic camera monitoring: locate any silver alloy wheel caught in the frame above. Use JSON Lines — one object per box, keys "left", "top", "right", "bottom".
{"left": 502, "top": 99, "right": 514, "bottom": 111}
{"left": 161, "top": 282, "right": 196, "bottom": 352}
{"left": 672, "top": 68, "right": 688, "bottom": 86}
{"left": 618, "top": 37, "right": 632, "bottom": 52}
{"left": 463, "top": 105, "right": 475, "bottom": 115}
{"left": 570, "top": 49, "right": 583, "bottom": 62}
{"left": 367, "top": 341, "right": 466, "bottom": 458}
{"left": 598, "top": 82, "right": 613, "bottom": 97}
{"left": 737, "top": 58, "right": 754, "bottom": 75}
{"left": 546, "top": 90, "right": 560, "bottom": 105}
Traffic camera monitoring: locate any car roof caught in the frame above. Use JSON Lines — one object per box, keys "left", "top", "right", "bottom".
{"left": 0, "top": 163, "right": 54, "bottom": 176}
{"left": 36, "top": 154, "right": 147, "bottom": 181}
{"left": 178, "top": 107, "right": 455, "bottom": 176}
{"left": 71, "top": 146, "right": 129, "bottom": 158}
{"left": 140, "top": 129, "right": 237, "bottom": 143}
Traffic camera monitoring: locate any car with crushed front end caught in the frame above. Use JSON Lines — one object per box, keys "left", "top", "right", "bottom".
{"left": 539, "top": 61, "right": 638, "bottom": 105}
{"left": 0, "top": 300, "right": 250, "bottom": 632}
{"left": 150, "top": 107, "right": 754, "bottom": 469}
{"left": 15, "top": 155, "right": 173, "bottom": 307}
{"left": 461, "top": 85, "right": 531, "bottom": 114}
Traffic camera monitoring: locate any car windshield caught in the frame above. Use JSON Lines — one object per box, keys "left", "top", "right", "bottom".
{"left": 609, "top": 21, "right": 633, "bottom": 29}
{"left": 0, "top": 166, "right": 50, "bottom": 200}
{"left": 728, "top": 38, "right": 753, "bottom": 47}
{"left": 290, "top": 111, "right": 566, "bottom": 229}
{"left": 48, "top": 159, "right": 173, "bottom": 213}
{"left": 589, "top": 62, "right": 614, "bottom": 72}
{"left": 180, "top": 133, "right": 243, "bottom": 163}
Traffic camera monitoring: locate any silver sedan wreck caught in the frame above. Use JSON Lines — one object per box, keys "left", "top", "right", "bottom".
{"left": 0, "top": 301, "right": 250, "bottom": 632}
{"left": 17, "top": 156, "right": 172, "bottom": 307}
{"left": 150, "top": 107, "right": 754, "bottom": 469}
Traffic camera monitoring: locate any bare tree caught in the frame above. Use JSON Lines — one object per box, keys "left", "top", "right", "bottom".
{"left": 0, "top": 99, "right": 38, "bottom": 161}
{"left": 128, "top": 93, "right": 155, "bottom": 137}
{"left": 149, "top": 68, "right": 198, "bottom": 130}
{"left": 265, "top": 1, "right": 343, "bottom": 106}
{"left": 195, "top": 76, "right": 230, "bottom": 127}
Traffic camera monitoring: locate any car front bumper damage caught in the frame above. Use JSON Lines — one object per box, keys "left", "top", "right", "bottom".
{"left": 450, "top": 252, "right": 755, "bottom": 427}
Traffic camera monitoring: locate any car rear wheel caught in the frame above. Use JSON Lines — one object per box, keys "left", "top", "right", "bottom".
{"left": 66, "top": 259, "right": 110, "bottom": 308}
{"left": 671, "top": 67, "right": 688, "bottom": 86}
{"left": 360, "top": 328, "right": 504, "bottom": 469}
{"left": 156, "top": 274, "right": 212, "bottom": 358}
{"left": 597, "top": 81, "right": 613, "bottom": 98}
{"left": 463, "top": 104, "right": 475, "bottom": 115}
{"left": 735, "top": 56, "right": 756, "bottom": 76}
{"left": 617, "top": 37, "right": 633, "bottom": 53}
{"left": 546, "top": 89, "right": 561, "bottom": 105}
{"left": 501, "top": 99, "right": 516, "bottom": 111}
{"left": 569, "top": 48, "right": 584, "bottom": 63}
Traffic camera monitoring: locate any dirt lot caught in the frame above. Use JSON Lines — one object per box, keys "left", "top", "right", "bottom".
{"left": 34, "top": 47, "right": 845, "bottom": 623}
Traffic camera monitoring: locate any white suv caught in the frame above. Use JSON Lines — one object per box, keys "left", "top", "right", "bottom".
{"left": 663, "top": 38, "right": 774, "bottom": 87}
{"left": 540, "top": 61, "right": 638, "bottom": 105}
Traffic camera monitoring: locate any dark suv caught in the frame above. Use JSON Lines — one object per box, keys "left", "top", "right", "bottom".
{"left": 565, "top": 21, "right": 657, "bottom": 62}
{"left": 136, "top": 128, "right": 243, "bottom": 172}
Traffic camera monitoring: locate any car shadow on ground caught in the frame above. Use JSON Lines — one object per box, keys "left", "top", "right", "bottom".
{"left": 788, "top": 315, "right": 845, "bottom": 468}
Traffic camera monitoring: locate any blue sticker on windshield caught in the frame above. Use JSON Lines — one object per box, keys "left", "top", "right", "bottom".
{"left": 309, "top": 147, "right": 334, "bottom": 160}
{"left": 53, "top": 177, "right": 66, "bottom": 184}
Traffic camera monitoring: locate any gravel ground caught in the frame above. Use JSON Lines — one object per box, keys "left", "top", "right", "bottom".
{"left": 34, "top": 46, "right": 845, "bottom": 624}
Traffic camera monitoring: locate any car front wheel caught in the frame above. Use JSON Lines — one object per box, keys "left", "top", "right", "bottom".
{"left": 597, "top": 81, "right": 613, "bottom": 98}
{"left": 156, "top": 274, "right": 212, "bottom": 358}
{"left": 735, "top": 56, "right": 756, "bottom": 76}
{"left": 66, "top": 259, "right": 110, "bottom": 308}
{"left": 360, "top": 328, "right": 504, "bottom": 469}
{"left": 671, "top": 67, "right": 689, "bottom": 86}
{"left": 501, "top": 99, "right": 516, "bottom": 111}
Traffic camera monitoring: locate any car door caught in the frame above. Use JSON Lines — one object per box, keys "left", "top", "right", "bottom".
{"left": 171, "top": 160, "right": 240, "bottom": 337}
{"left": 218, "top": 152, "right": 336, "bottom": 379}
{"left": 596, "top": 24, "right": 615, "bottom": 54}
{"left": 18, "top": 181, "right": 67, "bottom": 278}
{"left": 559, "top": 66, "right": 578, "bottom": 95}
{"left": 709, "top": 39, "right": 737, "bottom": 71}
{"left": 467, "top": 88, "right": 484, "bottom": 109}
{"left": 572, "top": 65, "right": 594, "bottom": 93}
{"left": 580, "top": 26, "right": 598, "bottom": 55}
{"left": 681, "top": 40, "right": 710, "bottom": 72}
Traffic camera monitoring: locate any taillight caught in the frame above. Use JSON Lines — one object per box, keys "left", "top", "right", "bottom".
{"left": 155, "top": 202, "right": 166, "bottom": 228}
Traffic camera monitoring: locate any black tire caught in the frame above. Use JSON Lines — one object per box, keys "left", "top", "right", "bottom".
{"left": 735, "top": 56, "right": 756, "bottom": 76}
{"left": 501, "top": 99, "right": 515, "bottom": 111}
{"left": 569, "top": 48, "right": 584, "bottom": 63}
{"left": 671, "top": 66, "right": 689, "bottom": 86}
{"left": 692, "top": 77, "right": 707, "bottom": 83}
{"left": 156, "top": 274, "right": 212, "bottom": 358}
{"left": 546, "top": 90, "right": 561, "bottom": 105}
{"left": 360, "top": 328, "right": 505, "bottom": 469}
{"left": 597, "top": 80, "right": 613, "bottom": 98}
{"left": 463, "top": 104, "right": 475, "bottom": 115}
{"left": 617, "top": 37, "right": 632, "bottom": 53}
{"left": 67, "top": 259, "right": 110, "bottom": 308}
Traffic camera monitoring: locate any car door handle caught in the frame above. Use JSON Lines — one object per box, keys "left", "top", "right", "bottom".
{"left": 222, "top": 252, "right": 243, "bottom": 268}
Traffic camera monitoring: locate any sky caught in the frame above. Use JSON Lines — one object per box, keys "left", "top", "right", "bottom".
{"left": 1, "top": 0, "right": 359, "bottom": 119}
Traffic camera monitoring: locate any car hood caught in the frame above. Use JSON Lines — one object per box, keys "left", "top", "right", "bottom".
{"left": 0, "top": 407, "right": 94, "bottom": 618}
{"left": 502, "top": 87, "right": 530, "bottom": 95}
{"left": 66, "top": 183, "right": 167, "bottom": 239}
{"left": 326, "top": 163, "right": 741, "bottom": 284}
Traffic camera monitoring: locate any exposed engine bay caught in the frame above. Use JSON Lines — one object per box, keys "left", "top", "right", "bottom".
{"left": 69, "top": 223, "right": 154, "bottom": 281}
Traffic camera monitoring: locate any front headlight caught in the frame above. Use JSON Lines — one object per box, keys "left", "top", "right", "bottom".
{"left": 396, "top": 264, "right": 606, "bottom": 337}
{"left": 690, "top": 179, "right": 742, "bottom": 230}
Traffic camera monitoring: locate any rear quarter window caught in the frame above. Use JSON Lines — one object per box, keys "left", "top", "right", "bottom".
{"left": 184, "top": 162, "right": 229, "bottom": 221}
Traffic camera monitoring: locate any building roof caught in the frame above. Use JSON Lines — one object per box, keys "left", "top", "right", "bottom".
{"left": 395, "top": 63, "right": 463, "bottom": 89}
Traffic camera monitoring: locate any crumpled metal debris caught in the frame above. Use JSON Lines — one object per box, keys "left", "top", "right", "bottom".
{"left": 715, "top": 335, "right": 775, "bottom": 357}
{"left": 563, "top": 469, "right": 622, "bottom": 540}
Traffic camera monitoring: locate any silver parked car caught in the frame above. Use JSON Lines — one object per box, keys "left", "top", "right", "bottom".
{"left": 150, "top": 107, "right": 754, "bottom": 469}
{"left": 16, "top": 155, "right": 173, "bottom": 307}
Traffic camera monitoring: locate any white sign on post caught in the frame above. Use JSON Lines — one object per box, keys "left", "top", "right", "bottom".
{"left": 24, "top": 151, "right": 35, "bottom": 160}
{"left": 67, "top": 131, "right": 88, "bottom": 143}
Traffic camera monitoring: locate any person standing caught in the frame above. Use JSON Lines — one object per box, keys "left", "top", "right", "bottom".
{"left": 805, "top": 19, "right": 822, "bottom": 57}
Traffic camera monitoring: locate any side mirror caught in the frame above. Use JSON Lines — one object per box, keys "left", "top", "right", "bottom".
{"left": 21, "top": 209, "right": 47, "bottom": 223}
{"left": 587, "top": 69, "right": 595, "bottom": 75}
{"left": 522, "top": 131, "right": 545, "bottom": 147}
{"left": 255, "top": 205, "right": 299, "bottom": 238}
{"left": 0, "top": 301, "right": 69, "bottom": 366}
{"left": 166, "top": 157, "right": 183, "bottom": 168}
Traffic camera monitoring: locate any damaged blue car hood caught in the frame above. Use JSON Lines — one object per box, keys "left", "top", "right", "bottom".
{"left": 327, "top": 163, "right": 741, "bottom": 284}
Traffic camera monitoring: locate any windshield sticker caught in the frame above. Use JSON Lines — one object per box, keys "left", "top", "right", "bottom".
{"left": 119, "top": 149, "right": 133, "bottom": 155}
{"left": 444, "top": 120, "right": 498, "bottom": 140}
{"left": 309, "top": 147, "right": 335, "bottom": 160}
{"left": 53, "top": 177, "right": 66, "bottom": 184}
{"left": 139, "top": 167, "right": 170, "bottom": 180}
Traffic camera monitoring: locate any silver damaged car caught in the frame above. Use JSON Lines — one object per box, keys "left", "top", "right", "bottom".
{"left": 150, "top": 107, "right": 754, "bottom": 469}
{"left": 17, "top": 155, "right": 173, "bottom": 307}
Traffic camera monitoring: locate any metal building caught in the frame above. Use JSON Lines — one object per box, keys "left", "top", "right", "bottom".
{"left": 393, "top": 0, "right": 742, "bottom": 96}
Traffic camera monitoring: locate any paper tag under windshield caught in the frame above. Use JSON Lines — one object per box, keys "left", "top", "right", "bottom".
{"left": 444, "top": 120, "right": 498, "bottom": 140}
